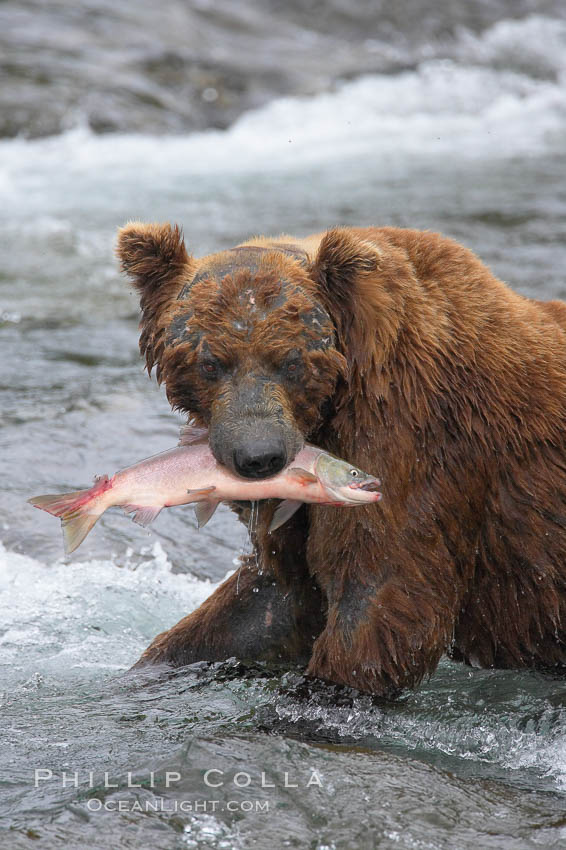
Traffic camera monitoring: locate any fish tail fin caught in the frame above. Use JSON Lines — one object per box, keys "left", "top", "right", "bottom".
{"left": 28, "top": 489, "right": 90, "bottom": 517}
{"left": 28, "top": 474, "right": 111, "bottom": 554}
{"left": 61, "top": 512, "right": 100, "bottom": 555}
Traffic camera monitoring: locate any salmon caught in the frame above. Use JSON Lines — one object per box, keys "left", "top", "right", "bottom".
{"left": 28, "top": 425, "right": 382, "bottom": 554}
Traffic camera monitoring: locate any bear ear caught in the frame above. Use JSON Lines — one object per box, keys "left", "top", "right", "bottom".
{"left": 309, "top": 228, "right": 381, "bottom": 352}
{"left": 116, "top": 221, "right": 193, "bottom": 299}
{"left": 311, "top": 227, "right": 379, "bottom": 295}
{"left": 116, "top": 221, "right": 196, "bottom": 373}
{"left": 310, "top": 228, "right": 380, "bottom": 317}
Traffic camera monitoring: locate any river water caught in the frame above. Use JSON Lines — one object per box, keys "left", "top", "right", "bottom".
{"left": 1, "top": 4, "right": 566, "bottom": 848}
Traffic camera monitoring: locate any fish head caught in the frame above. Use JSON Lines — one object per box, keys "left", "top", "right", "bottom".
{"left": 315, "top": 453, "right": 382, "bottom": 504}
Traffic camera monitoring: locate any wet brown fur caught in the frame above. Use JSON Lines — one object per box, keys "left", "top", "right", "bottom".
{"left": 118, "top": 222, "right": 566, "bottom": 696}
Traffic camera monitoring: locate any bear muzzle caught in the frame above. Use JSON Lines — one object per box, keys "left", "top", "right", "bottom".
{"left": 232, "top": 437, "right": 288, "bottom": 479}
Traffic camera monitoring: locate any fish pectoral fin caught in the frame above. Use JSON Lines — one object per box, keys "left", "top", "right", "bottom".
{"left": 178, "top": 423, "right": 209, "bottom": 447}
{"left": 288, "top": 467, "right": 318, "bottom": 485}
{"left": 123, "top": 504, "right": 162, "bottom": 527}
{"left": 186, "top": 486, "right": 217, "bottom": 499}
{"left": 194, "top": 500, "right": 219, "bottom": 529}
{"left": 269, "top": 499, "right": 303, "bottom": 533}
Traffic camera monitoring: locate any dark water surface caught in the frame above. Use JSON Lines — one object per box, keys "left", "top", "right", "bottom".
{"left": 1, "top": 3, "right": 566, "bottom": 848}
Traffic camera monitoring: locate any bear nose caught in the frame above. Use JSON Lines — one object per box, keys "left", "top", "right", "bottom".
{"left": 233, "top": 440, "right": 287, "bottom": 479}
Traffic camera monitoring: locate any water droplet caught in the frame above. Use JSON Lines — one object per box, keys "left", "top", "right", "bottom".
{"left": 253, "top": 587, "right": 259, "bottom": 593}
{"left": 201, "top": 87, "right": 218, "bottom": 103}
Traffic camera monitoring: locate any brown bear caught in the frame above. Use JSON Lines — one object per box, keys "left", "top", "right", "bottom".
{"left": 117, "top": 222, "right": 566, "bottom": 697}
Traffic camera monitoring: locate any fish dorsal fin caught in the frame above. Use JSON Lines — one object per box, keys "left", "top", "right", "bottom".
{"left": 269, "top": 499, "right": 303, "bottom": 532}
{"left": 288, "top": 467, "right": 318, "bottom": 485}
{"left": 178, "top": 423, "right": 209, "bottom": 447}
{"left": 194, "top": 500, "right": 219, "bottom": 529}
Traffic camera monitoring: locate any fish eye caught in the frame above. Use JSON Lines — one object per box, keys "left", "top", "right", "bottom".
{"left": 350, "top": 469, "right": 359, "bottom": 477}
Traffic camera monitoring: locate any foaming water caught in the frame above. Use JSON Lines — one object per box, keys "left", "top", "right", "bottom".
{"left": 453, "top": 14, "right": 566, "bottom": 78}
{"left": 1, "top": 16, "right": 565, "bottom": 198}
{"left": 270, "top": 664, "right": 566, "bottom": 793}
{"left": 0, "top": 540, "right": 220, "bottom": 685}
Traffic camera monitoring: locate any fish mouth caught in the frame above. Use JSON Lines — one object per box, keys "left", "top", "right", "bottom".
{"left": 322, "top": 479, "right": 382, "bottom": 504}
{"left": 349, "top": 478, "right": 382, "bottom": 492}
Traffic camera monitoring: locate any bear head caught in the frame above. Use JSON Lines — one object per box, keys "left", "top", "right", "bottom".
{"left": 117, "top": 222, "right": 382, "bottom": 479}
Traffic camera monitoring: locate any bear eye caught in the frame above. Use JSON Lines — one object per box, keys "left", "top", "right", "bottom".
{"left": 201, "top": 359, "right": 219, "bottom": 379}
{"left": 283, "top": 355, "right": 302, "bottom": 379}
{"left": 350, "top": 469, "right": 359, "bottom": 477}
